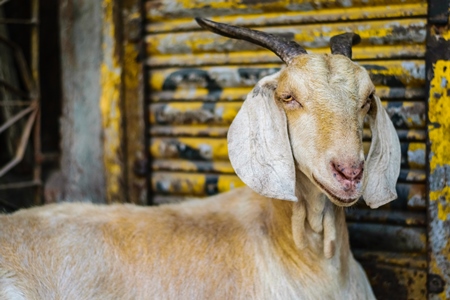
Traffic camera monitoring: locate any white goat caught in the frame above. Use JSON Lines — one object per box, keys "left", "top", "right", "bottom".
{"left": 0, "top": 18, "right": 400, "bottom": 300}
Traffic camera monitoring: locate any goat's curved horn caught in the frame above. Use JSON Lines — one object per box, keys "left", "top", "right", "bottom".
{"left": 195, "top": 17, "right": 307, "bottom": 64}
{"left": 329, "top": 33, "right": 361, "bottom": 59}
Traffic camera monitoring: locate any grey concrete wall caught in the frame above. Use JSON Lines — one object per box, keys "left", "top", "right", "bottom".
{"left": 59, "top": 0, "right": 105, "bottom": 203}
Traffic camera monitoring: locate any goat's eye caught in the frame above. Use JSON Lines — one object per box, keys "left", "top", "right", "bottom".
{"left": 362, "top": 92, "right": 374, "bottom": 110}
{"left": 282, "top": 95, "right": 293, "bottom": 102}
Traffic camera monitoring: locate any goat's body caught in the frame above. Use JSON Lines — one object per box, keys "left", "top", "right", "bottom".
{"left": 0, "top": 187, "right": 373, "bottom": 300}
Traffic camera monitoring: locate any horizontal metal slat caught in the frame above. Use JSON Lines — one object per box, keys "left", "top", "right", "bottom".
{"left": 148, "top": 126, "right": 426, "bottom": 142}
{"left": 151, "top": 159, "right": 425, "bottom": 182}
{"left": 150, "top": 126, "right": 426, "bottom": 141}
{"left": 151, "top": 172, "right": 425, "bottom": 209}
{"left": 146, "top": 19, "right": 426, "bottom": 56}
{"left": 348, "top": 223, "right": 426, "bottom": 253}
{"left": 345, "top": 209, "right": 426, "bottom": 226}
{"left": 398, "top": 169, "right": 426, "bottom": 182}
{"left": 360, "top": 262, "right": 427, "bottom": 299}
{"left": 147, "top": 4, "right": 427, "bottom": 33}
{"left": 150, "top": 86, "right": 426, "bottom": 102}
{"left": 153, "top": 186, "right": 425, "bottom": 210}
{"left": 146, "top": 0, "right": 425, "bottom": 22}
{"left": 147, "top": 45, "right": 426, "bottom": 67}
{"left": 152, "top": 159, "right": 235, "bottom": 174}
{"left": 152, "top": 172, "right": 245, "bottom": 196}
{"left": 150, "top": 61, "right": 425, "bottom": 91}
{"left": 150, "top": 138, "right": 426, "bottom": 169}
{"left": 353, "top": 250, "right": 427, "bottom": 269}
{"left": 150, "top": 125, "right": 229, "bottom": 138}
{"left": 149, "top": 101, "right": 425, "bottom": 129}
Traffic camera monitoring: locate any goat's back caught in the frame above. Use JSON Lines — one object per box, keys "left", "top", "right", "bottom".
{"left": 0, "top": 189, "right": 275, "bottom": 299}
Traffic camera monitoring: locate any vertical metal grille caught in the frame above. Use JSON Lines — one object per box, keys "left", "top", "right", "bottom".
{"left": 0, "top": 0, "right": 41, "bottom": 208}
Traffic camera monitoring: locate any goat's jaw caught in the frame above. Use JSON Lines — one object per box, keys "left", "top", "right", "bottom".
{"left": 312, "top": 174, "right": 361, "bottom": 207}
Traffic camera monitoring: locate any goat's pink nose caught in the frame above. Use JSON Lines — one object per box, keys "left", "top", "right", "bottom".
{"left": 331, "top": 161, "right": 364, "bottom": 181}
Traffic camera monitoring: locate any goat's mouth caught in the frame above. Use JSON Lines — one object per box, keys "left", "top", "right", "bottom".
{"left": 312, "top": 175, "right": 360, "bottom": 207}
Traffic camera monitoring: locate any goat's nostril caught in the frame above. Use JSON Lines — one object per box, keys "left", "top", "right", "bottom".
{"left": 331, "top": 160, "right": 364, "bottom": 181}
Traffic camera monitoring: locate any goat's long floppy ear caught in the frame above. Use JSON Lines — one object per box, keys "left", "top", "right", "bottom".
{"left": 363, "top": 95, "right": 401, "bottom": 208}
{"left": 228, "top": 72, "right": 297, "bottom": 201}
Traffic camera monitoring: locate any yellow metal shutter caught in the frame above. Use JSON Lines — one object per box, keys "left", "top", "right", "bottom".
{"left": 145, "top": 1, "right": 427, "bottom": 298}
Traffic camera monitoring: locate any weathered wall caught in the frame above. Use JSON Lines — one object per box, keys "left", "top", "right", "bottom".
{"left": 59, "top": 0, "right": 145, "bottom": 204}
{"left": 426, "top": 4, "right": 450, "bottom": 296}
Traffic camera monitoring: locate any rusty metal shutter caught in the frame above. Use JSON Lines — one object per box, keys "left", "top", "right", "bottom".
{"left": 145, "top": 1, "right": 427, "bottom": 298}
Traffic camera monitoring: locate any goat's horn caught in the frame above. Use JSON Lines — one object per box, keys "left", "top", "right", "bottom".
{"left": 195, "top": 17, "right": 307, "bottom": 64}
{"left": 329, "top": 33, "right": 361, "bottom": 59}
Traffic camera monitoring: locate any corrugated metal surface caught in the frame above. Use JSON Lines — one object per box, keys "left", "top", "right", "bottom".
{"left": 145, "top": 1, "right": 428, "bottom": 298}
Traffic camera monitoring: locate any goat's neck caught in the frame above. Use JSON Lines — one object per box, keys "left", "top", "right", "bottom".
{"left": 269, "top": 170, "right": 350, "bottom": 264}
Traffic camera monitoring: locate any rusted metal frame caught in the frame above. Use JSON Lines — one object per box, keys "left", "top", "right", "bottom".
{"left": 426, "top": 0, "right": 450, "bottom": 297}
{"left": 141, "top": 0, "right": 153, "bottom": 205}
{"left": 121, "top": 0, "right": 147, "bottom": 204}
{"left": 99, "top": 0, "right": 127, "bottom": 204}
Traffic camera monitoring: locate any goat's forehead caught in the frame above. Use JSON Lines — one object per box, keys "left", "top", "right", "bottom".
{"left": 279, "top": 55, "right": 372, "bottom": 100}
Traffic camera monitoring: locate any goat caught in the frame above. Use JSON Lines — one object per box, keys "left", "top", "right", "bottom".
{"left": 0, "top": 18, "right": 401, "bottom": 300}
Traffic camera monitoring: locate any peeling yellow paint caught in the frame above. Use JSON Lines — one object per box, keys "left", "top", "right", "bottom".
{"left": 152, "top": 172, "right": 244, "bottom": 196}
{"left": 438, "top": 200, "right": 450, "bottom": 221}
{"left": 147, "top": 4, "right": 427, "bottom": 32}
{"left": 100, "top": 0, "right": 123, "bottom": 203}
{"left": 429, "top": 61, "right": 450, "bottom": 171}
{"left": 147, "top": 0, "right": 426, "bottom": 22}
{"left": 428, "top": 59, "right": 450, "bottom": 299}
{"left": 146, "top": 18, "right": 426, "bottom": 56}
{"left": 149, "top": 61, "right": 424, "bottom": 91}
{"left": 147, "top": 45, "right": 426, "bottom": 67}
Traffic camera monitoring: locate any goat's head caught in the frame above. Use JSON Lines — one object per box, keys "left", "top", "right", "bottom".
{"left": 196, "top": 18, "right": 401, "bottom": 209}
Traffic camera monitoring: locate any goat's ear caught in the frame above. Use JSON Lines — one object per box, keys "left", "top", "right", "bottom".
{"left": 363, "top": 95, "right": 401, "bottom": 208}
{"left": 228, "top": 72, "right": 297, "bottom": 201}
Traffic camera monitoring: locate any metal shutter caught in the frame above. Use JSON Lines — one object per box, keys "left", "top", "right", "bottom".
{"left": 145, "top": 1, "right": 427, "bottom": 298}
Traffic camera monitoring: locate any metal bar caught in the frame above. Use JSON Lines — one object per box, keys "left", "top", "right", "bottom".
{"left": 0, "top": 100, "right": 33, "bottom": 106}
{"left": 0, "top": 19, "right": 37, "bottom": 25}
{"left": 147, "top": 45, "right": 427, "bottom": 67}
{"left": 141, "top": 0, "right": 153, "bottom": 205}
{"left": 146, "top": 0, "right": 426, "bottom": 22}
{"left": 0, "top": 79, "right": 29, "bottom": 98}
{"left": 147, "top": 3, "right": 428, "bottom": 33}
{"left": 0, "top": 180, "right": 41, "bottom": 190}
{"left": 31, "top": 0, "right": 41, "bottom": 205}
{"left": 0, "top": 36, "right": 35, "bottom": 95}
{"left": 146, "top": 19, "right": 426, "bottom": 56}
{"left": 0, "top": 103, "right": 35, "bottom": 134}
{"left": 0, "top": 106, "right": 38, "bottom": 177}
